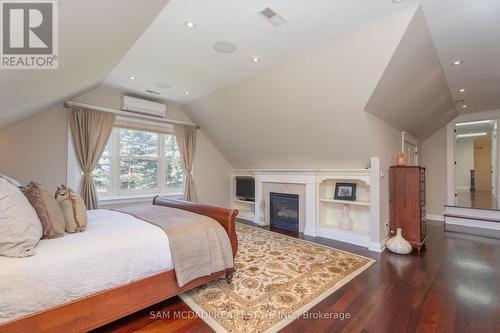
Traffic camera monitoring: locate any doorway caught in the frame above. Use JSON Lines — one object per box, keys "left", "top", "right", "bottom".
{"left": 474, "top": 138, "right": 492, "bottom": 191}
{"left": 402, "top": 131, "right": 419, "bottom": 166}
{"left": 454, "top": 120, "right": 497, "bottom": 210}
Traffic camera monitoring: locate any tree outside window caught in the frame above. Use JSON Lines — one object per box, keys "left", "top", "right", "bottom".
{"left": 93, "top": 128, "right": 185, "bottom": 196}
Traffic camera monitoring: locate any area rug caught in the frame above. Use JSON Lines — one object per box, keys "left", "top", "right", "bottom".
{"left": 180, "top": 223, "right": 374, "bottom": 333}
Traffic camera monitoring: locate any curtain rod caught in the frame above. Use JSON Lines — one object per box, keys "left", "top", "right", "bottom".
{"left": 64, "top": 101, "right": 199, "bottom": 128}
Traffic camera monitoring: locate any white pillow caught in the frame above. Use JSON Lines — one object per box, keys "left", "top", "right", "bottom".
{"left": 0, "top": 178, "right": 42, "bottom": 257}
{"left": 0, "top": 174, "right": 22, "bottom": 188}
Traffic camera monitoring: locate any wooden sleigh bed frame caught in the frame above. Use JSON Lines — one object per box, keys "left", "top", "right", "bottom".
{"left": 0, "top": 197, "right": 239, "bottom": 333}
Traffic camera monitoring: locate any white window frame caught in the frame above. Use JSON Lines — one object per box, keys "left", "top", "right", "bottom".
{"left": 96, "top": 127, "right": 184, "bottom": 198}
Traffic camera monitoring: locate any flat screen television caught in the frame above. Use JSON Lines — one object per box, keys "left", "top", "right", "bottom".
{"left": 236, "top": 177, "right": 255, "bottom": 201}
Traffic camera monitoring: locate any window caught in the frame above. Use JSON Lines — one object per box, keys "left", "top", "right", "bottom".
{"left": 93, "top": 128, "right": 185, "bottom": 196}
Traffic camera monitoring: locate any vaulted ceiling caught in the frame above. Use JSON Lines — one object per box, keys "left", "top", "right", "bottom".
{"left": 105, "top": 0, "right": 425, "bottom": 103}
{"left": 105, "top": 0, "right": 500, "bottom": 116}
{"left": 0, "top": 0, "right": 169, "bottom": 128}
{"left": 365, "top": 7, "right": 457, "bottom": 139}
{"left": 1, "top": 0, "right": 499, "bottom": 167}
{"left": 182, "top": 6, "right": 420, "bottom": 169}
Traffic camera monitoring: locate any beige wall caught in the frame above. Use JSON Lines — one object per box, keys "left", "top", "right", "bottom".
{"left": 0, "top": 105, "right": 68, "bottom": 190}
{"left": 0, "top": 85, "right": 233, "bottom": 208}
{"left": 366, "top": 113, "right": 402, "bottom": 237}
{"left": 193, "top": 130, "right": 232, "bottom": 207}
{"left": 421, "top": 126, "right": 447, "bottom": 217}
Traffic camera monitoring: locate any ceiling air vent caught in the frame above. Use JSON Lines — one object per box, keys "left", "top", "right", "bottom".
{"left": 259, "top": 7, "right": 286, "bottom": 27}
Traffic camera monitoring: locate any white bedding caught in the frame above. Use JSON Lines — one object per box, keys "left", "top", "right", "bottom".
{"left": 0, "top": 209, "right": 173, "bottom": 324}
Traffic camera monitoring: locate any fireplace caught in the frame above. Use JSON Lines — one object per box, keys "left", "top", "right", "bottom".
{"left": 270, "top": 192, "right": 299, "bottom": 232}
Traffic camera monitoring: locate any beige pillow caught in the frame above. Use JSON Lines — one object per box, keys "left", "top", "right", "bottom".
{"left": 55, "top": 185, "right": 87, "bottom": 233}
{"left": 0, "top": 178, "right": 42, "bottom": 257}
{"left": 21, "top": 182, "right": 65, "bottom": 239}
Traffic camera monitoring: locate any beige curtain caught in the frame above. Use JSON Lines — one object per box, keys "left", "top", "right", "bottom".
{"left": 69, "top": 106, "right": 116, "bottom": 209}
{"left": 174, "top": 124, "right": 197, "bottom": 202}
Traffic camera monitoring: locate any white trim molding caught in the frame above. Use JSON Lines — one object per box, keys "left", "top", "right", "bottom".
{"left": 98, "top": 193, "right": 181, "bottom": 207}
{"left": 444, "top": 205, "right": 500, "bottom": 238}
{"left": 426, "top": 214, "right": 444, "bottom": 222}
{"left": 368, "top": 236, "right": 389, "bottom": 253}
{"left": 446, "top": 122, "right": 456, "bottom": 206}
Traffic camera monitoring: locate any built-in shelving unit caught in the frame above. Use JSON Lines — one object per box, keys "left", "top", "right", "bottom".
{"left": 230, "top": 172, "right": 256, "bottom": 222}
{"left": 233, "top": 199, "right": 255, "bottom": 205}
{"left": 319, "top": 198, "right": 370, "bottom": 206}
{"left": 316, "top": 170, "right": 374, "bottom": 248}
{"left": 229, "top": 158, "right": 383, "bottom": 252}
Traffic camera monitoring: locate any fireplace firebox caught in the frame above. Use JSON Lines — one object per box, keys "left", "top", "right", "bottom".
{"left": 270, "top": 192, "right": 299, "bottom": 232}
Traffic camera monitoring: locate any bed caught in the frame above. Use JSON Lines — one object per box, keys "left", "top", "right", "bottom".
{"left": 0, "top": 197, "right": 238, "bottom": 333}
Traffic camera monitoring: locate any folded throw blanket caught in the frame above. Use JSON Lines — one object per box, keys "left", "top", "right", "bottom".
{"left": 113, "top": 205, "right": 233, "bottom": 287}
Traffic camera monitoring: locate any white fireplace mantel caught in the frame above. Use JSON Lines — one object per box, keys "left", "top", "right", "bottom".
{"left": 230, "top": 159, "right": 383, "bottom": 252}
{"left": 253, "top": 172, "right": 318, "bottom": 236}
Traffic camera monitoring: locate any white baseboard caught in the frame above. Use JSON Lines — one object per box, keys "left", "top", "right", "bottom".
{"left": 317, "top": 228, "right": 369, "bottom": 249}
{"left": 427, "top": 214, "right": 444, "bottom": 222}
{"left": 368, "top": 236, "right": 389, "bottom": 253}
{"left": 304, "top": 227, "right": 317, "bottom": 237}
{"left": 252, "top": 218, "right": 267, "bottom": 226}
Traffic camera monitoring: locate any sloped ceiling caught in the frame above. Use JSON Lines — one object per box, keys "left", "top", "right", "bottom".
{"left": 420, "top": 0, "right": 500, "bottom": 114}
{"left": 365, "top": 7, "right": 457, "bottom": 140}
{"left": 0, "top": 0, "right": 169, "bottom": 128}
{"left": 105, "top": 0, "right": 424, "bottom": 104}
{"left": 104, "top": 0, "right": 500, "bottom": 115}
{"left": 182, "top": 7, "right": 419, "bottom": 169}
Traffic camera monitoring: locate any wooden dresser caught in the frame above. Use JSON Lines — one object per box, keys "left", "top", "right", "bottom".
{"left": 389, "top": 166, "right": 427, "bottom": 252}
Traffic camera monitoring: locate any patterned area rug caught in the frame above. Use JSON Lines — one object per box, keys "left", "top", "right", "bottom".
{"left": 180, "top": 224, "right": 374, "bottom": 333}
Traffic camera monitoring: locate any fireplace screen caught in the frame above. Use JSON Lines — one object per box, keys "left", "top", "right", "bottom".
{"left": 270, "top": 192, "right": 299, "bottom": 232}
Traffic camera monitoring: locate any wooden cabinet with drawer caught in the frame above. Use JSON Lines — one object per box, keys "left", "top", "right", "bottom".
{"left": 389, "top": 166, "right": 427, "bottom": 253}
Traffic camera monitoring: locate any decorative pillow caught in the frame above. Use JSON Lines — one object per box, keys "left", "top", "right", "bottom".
{"left": 0, "top": 178, "right": 42, "bottom": 257}
{"left": 0, "top": 174, "right": 22, "bottom": 188}
{"left": 21, "top": 182, "right": 65, "bottom": 239}
{"left": 55, "top": 185, "right": 87, "bottom": 233}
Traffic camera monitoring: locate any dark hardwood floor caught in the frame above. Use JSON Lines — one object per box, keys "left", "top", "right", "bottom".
{"left": 456, "top": 190, "right": 498, "bottom": 210}
{"left": 94, "top": 221, "right": 500, "bottom": 333}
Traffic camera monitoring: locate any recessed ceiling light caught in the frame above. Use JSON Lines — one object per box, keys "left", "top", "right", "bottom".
{"left": 184, "top": 91, "right": 190, "bottom": 95}
{"left": 452, "top": 60, "right": 464, "bottom": 66}
{"left": 185, "top": 21, "right": 196, "bottom": 29}
{"left": 128, "top": 75, "right": 136, "bottom": 80}
{"left": 459, "top": 88, "right": 465, "bottom": 93}
{"left": 213, "top": 41, "right": 237, "bottom": 54}
{"left": 252, "top": 57, "right": 260, "bottom": 63}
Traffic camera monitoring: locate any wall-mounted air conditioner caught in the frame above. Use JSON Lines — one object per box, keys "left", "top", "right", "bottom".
{"left": 122, "top": 96, "right": 167, "bottom": 118}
